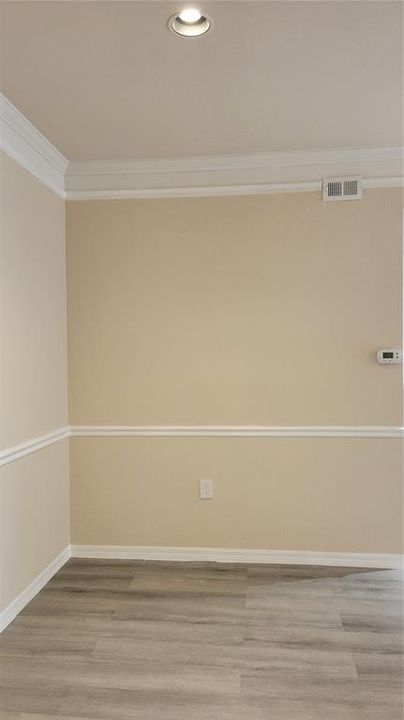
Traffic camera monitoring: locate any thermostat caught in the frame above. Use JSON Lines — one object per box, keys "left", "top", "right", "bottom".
{"left": 376, "top": 349, "right": 402, "bottom": 364}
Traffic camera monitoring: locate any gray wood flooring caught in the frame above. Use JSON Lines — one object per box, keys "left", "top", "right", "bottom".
{"left": 0, "top": 559, "right": 402, "bottom": 719}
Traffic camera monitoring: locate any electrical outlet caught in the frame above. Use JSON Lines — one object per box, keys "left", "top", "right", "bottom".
{"left": 199, "top": 478, "right": 213, "bottom": 499}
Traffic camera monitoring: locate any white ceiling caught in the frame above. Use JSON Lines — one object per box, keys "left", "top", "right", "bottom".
{"left": 0, "top": 1, "right": 402, "bottom": 162}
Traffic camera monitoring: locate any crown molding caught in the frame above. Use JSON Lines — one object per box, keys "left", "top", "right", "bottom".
{"left": 67, "top": 146, "right": 404, "bottom": 176}
{"left": 65, "top": 182, "right": 323, "bottom": 201}
{"left": 362, "top": 176, "right": 404, "bottom": 189}
{"left": 65, "top": 147, "right": 404, "bottom": 200}
{"left": 1, "top": 93, "right": 403, "bottom": 200}
{"left": 0, "top": 92, "right": 67, "bottom": 198}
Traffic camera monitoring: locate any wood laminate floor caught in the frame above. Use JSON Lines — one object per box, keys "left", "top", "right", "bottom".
{"left": 0, "top": 559, "right": 402, "bottom": 720}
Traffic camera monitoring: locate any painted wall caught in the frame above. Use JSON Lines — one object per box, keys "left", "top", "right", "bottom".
{"left": 0, "top": 151, "right": 69, "bottom": 612}
{"left": 66, "top": 189, "right": 403, "bottom": 553}
{"left": 67, "top": 191, "right": 402, "bottom": 427}
{"left": 70, "top": 436, "right": 402, "bottom": 553}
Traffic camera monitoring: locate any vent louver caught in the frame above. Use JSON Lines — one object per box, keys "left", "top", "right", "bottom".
{"left": 322, "top": 177, "right": 363, "bottom": 202}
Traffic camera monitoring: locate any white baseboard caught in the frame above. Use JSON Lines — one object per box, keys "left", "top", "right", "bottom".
{"left": 0, "top": 546, "right": 71, "bottom": 633}
{"left": 1, "top": 544, "right": 400, "bottom": 633}
{"left": 70, "top": 545, "right": 403, "bottom": 570}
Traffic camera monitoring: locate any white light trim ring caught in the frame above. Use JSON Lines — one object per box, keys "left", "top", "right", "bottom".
{"left": 168, "top": 8, "right": 211, "bottom": 37}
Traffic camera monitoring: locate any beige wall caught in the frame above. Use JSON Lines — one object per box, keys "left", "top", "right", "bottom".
{"left": 1, "top": 154, "right": 401, "bottom": 615}
{"left": 0, "top": 151, "right": 69, "bottom": 613}
{"left": 0, "top": 441, "right": 69, "bottom": 610}
{"left": 0, "top": 152, "right": 68, "bottom": 448}
{"left": 67, "top": 191, "right": 402, "bottom": 426}
{"left": 70, "top": 437, "right": 402, "bottom": 553}
{"left": 67, "top": 190, "right": 403, "bottom": 553}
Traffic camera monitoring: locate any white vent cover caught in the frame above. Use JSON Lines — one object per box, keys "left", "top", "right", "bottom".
{"left": 322, "top": 177, "right": 363, "bottom": 202}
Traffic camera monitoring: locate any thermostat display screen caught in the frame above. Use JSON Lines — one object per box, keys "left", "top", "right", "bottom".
{"left": 377, "top": 349, "right": 403, "bottom": 364}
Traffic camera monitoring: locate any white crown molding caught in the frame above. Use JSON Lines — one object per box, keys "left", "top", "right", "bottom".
{"left": 362, "top": 177, "right": 404, "bottom": 189}
{"left": 65, "top": 147, "right": 404, "bottom": 200}
{"left": 0, "top": 546, "right": 71, "bottom": 633}
{"left": 0, "top": 426, "right": 70, "bottom": 468}
{"left": 70, "top": 425, "right": 404, "bottom": 439}
{"left": 71, "top": 545, "right": 403, "bottom": 570}
{"left": 1, "top": 92, "right": 402, "bottom": 200}
{"left": 64, "top": 181, "right": 322, "bottom": 201}
{"left": 0, "top": 92, "right": 67, "bottom": 198}
{"left": 67, "top": 147, "right": 404, "bottom": 176}
{"left": 0, "top": 93, "right": 404, "bottom": 200}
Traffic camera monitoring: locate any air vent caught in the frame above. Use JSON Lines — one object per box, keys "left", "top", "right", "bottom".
{"left": 322, "top": 177, "right": 363, "bottom": 202}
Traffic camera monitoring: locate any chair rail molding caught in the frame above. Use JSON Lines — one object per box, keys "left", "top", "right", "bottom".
{"left": 0, "top": 426, "right": 70, "bottom": 467}
{"left": 70, "top": 425, "right": 404, "bottom": 439}
{"left": 0, "top": 425, "right": 402, "bottom": 468}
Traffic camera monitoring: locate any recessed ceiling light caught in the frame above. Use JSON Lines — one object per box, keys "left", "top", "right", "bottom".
{"left": 179, "top": 8, "right": 202, "bottom": 23}
{"left": 168, "top": 8, "right": 211, "bottom": 37}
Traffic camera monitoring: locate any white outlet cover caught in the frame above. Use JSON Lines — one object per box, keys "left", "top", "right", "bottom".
{"left": 199, "top": 478, "right": 213, "bottom": 499}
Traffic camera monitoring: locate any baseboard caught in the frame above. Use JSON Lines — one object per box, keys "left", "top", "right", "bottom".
{"left": 0, "top": 546, "right": 71, "bottom": 633}
{"left": 1, "top": 544, "right": 399, "bottom": 633}
{"left": 70, "top": 545, "right": 403, "bottom": 569}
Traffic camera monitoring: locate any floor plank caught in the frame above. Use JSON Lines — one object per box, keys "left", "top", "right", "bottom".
{"left": 0, "top": 560, "right": 402, "bottom": 719}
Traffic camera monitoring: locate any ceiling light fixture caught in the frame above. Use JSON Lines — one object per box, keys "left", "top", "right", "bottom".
{"left": 168, "top": 8, "right": 211, "bottom": 37}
